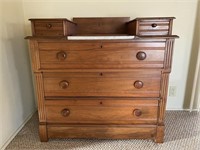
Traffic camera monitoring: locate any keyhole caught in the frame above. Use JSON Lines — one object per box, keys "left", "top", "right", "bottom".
{"left": 100, "top": 72, "right": 103, "bottom": 76}
{"left": 100, "top": 101, "right": 103, "bottom": 105}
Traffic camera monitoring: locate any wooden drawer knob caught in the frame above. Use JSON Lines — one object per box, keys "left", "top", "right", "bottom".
{"left": 61, "top": 108, "right": 70, "bottom": 117}
{"left": 57, "top": 51, "right": 67, "bottom": 61}
{"left": 59, "top": 80, "right": 69, "bottom": 89}
{"left": 151, "top": 23, "right": 157, "bottom": 28}
{"left": 133, "top": 109, "right": 142, "bottom": 117}
{"left": 136, "top": 51, "right": 146, "bottom": 60}
{"left": 134, "top": 80, "right": 143, "bottom": 89}
{"left": 46, "top": 23, "right": 52, "bottom": 29}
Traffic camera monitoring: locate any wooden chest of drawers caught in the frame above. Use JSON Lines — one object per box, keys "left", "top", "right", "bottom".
{"left": 26, "top": 17, "right": 178, "bottom": 143}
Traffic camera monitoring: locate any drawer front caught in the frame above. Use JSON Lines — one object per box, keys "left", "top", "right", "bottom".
{"left": 138, "top": 20, "right": 170, "bottom": 36}
{"left": 38, "top": 42, "right": 165, "bottom": 69}
{"left": 46, "top": 99, "right": 158, "bottom": 124}
{"left": 34, "top": 21, "right": 64, "bottom": 36}
{"left": 43, "top": 71, "right": 161, "bottom": 97}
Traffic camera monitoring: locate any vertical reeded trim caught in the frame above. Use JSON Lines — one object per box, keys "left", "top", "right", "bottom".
{"left": 28, "top": 40, "right": 40, "bottom": 72}
{"left": 169, "top": 19, "right": 173, "bottom": 35}
{"left": 159, "top": 73, "right": 169, "bottom": 124}
{"left": 34, "top": 73, "right": 46, "bottom": 122}
{"left": 164, "top": 39, "right": 174, "bottom": 71}
{"left": 158, "top": 38, "right": 175, "bottom": 124}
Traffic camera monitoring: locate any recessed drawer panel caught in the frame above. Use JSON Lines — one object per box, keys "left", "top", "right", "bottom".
{"left": 46, "top": 99, "right": 158, "bottom": 124}
{"left": 38, "top": 42, "right": 165, "bottom": 69}
{"left": 43, "top": 71, "right": 161, "bottom": 97}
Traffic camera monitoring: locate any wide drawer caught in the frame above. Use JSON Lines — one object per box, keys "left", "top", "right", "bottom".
{"left": 43, "top": 70, "right": 161, "bottom": 97}
{"left": 45, "top": 99, "right": 158, "bottom": 124}
{"left": 38, "top": 42, "right": 166, "bottom": 69}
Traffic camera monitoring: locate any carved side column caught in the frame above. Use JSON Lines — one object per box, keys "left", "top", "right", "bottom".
{"left": 34, "top": 73, "right": 48, "bottom": 142}
{"left": 28, "top": 40, "right": 48, "bottom": 142}
{"left": 155, "top": 39, "right": 175, "bottom": 143}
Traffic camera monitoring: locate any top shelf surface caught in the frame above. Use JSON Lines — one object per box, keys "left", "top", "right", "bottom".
{"left": 28, "top": 17, "right": 178, "bottom": 37}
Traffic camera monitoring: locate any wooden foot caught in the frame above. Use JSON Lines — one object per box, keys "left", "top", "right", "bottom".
{"left": 154, "top": 125, "right": 164, "bottom": 143}
{"left": 39, "top": 124, "right": 48, "bottom": 142}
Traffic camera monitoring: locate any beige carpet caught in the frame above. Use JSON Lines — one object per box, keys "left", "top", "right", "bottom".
{"left": 5, "top": 111, "right": 200, "bottom": 150}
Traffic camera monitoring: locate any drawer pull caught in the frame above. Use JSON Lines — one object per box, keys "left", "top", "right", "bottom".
{"left": 46, "top": 23, "right": 52, "bottom": 29}
{"left": 59, "top": 80, "right": 69, "bottom": 89}
{"left": 61, "top": 108, "right": 70, "bottom": 117}
{"left": 136, "top": 51, "right": 146, "bottom": 60}
{"left": 133, "top": 109, "right": 142, "bottom": 117}
{"left": 151, "top": 23, "right": 157, "bottom": 28}
{"left": 134, "top": 80, "right": 143, "bottom": 89}
{"left": 57, "top": 51, "right": 67, "bottom": 61}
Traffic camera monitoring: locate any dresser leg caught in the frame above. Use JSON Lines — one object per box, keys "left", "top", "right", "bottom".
{"left": 39, "top": 124, "right": 48, "bottom": 142}
{"left": 154, "top": 125, "right": 164, "bottom": 143}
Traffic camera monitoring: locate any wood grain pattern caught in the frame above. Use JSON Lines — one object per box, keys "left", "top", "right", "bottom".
{"left": 138, "top": 20, "right": 170, "bottom": 36}
{"left": 73, "top": 17, "right": 130, "bottom": 35}
{"left": 158, "top": 73, "right": 169, "bottom": 125}
{"left": 26, "top": 17, "right": 178, "bottom": 143}
{"left": 34, "top": 20, "right": 63, "bottom": 36}
{"left": 46, "top": 99, "right": 158, "bottom": 124}
{"left": 127, "top": 18, "right": 174, "bottom": 36}
{"left": 39, "top": 124, "right": 48, "bottom": 142}
{"left": 164, "top": 39, "right": 175, "bottom": 71}
{"left": 44, "top": 98, "right": 159, "bottom": 106}
{"left": 38, "top": 41, "right": 166, "bottom": 50}
{"left": 34, "top": 73, "right": 46, "bottom": 122}
{"left": 34, "top": 73, "right": 47, "bottom": 141}
{"left": 48, "top": 125, "right": 156, "bottom": 139}
{"left": 28, "top": 40, "right": 40, "bottom": 71}
{"left": 155, "top": 125, "right": 164, "bottom": 143}
{"left": 29, "top": 19, "right": 76, "bottom": 36}
{"left": 158, "top": 39, "right": 174, "bottom": 125}
{"left": 38, "top": 41, "right": 166, "bottom": 69}
{"left": 39, "top": 49, "right": 165, "bottom": 69}
{"left": 43, "top": 71, "right": 161, "bottom": 97}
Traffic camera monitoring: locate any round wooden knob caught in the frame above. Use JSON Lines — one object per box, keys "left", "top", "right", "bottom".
{"left": 59, "top": 80, "right": 69, "bottom": 89}
{"left": 151, "top": 23, "right": 157, "bottom": 28}
{"left": 46, "top": 23, "right": 52, "bottom": 29}
{"left": 61, "top": 108, "right": 70, "bottom": 117}
{"left": 133, "top": 109, "right": 142, "bottom": 117}
{"left": 136, "top": 51, "right": 146, "bottom": 60}
{"left": 57, "top": 51, "right": 67, "bottom": 61}
{"left": 134, "top": 80, "right": 143, "bottom": 89}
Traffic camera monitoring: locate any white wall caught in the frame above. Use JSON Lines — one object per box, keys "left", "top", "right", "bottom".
{"left": 184, "top": 0, "right": 200, "bottom": 110}
{"left": 0, "top": 0, "right": 36, "bottom": 149}
{"left": 23, "top": 0, "right": 198, "bottom": 110}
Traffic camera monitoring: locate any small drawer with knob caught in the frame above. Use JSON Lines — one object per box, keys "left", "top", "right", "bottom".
{"left": 138, "top": 21, "right": 170, "bottom": 36}
{"left": 43, "top": 70, "right": 161, "bottom": 97}
{"left": 127, "top": 17, "right": 174, "bottom": 36}
{"left": 45, "top": 99, "right": 158, "bottom": 124}
{"left": 137, "top": 19, "right": 173, "bottom": 36}
{"left": 29, "top": 19, "right": 76, "bottom": 36}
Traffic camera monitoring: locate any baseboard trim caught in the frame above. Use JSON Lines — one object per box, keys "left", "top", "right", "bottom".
{"left": 0, "top": 109, "right": 37, "bottom": 150}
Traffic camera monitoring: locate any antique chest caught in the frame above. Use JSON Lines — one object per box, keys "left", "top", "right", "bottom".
{"left": 26, "top": 17, "right": 178, "bottom": 143}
